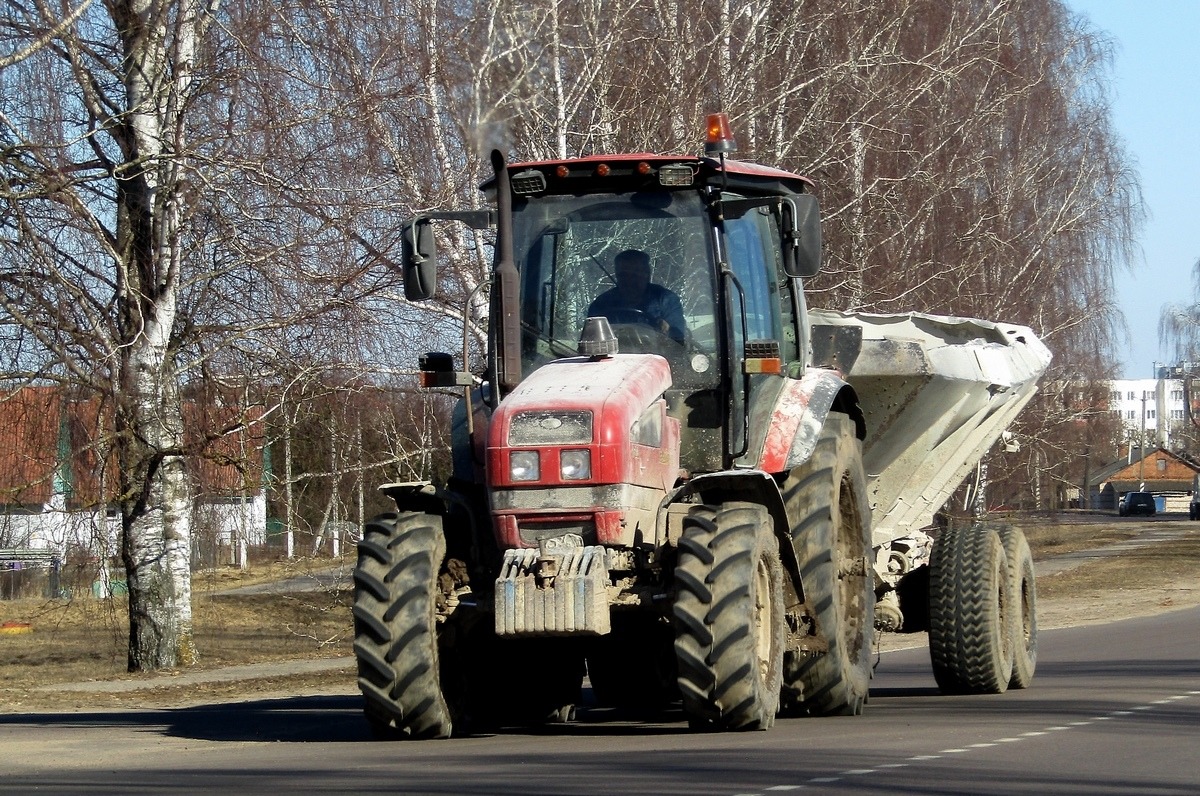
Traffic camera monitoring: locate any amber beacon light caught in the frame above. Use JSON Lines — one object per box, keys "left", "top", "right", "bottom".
{"left": 704, "top": 112, "right": 737, "bottom": 156}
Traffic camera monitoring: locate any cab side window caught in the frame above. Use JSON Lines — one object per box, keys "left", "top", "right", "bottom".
{"left": 724, "top": 209, "right": 784, "bottom": 348}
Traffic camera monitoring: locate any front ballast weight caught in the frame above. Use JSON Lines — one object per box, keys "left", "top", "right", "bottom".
{"left": 494, "top": 537, "right": 611, "bottom": 637}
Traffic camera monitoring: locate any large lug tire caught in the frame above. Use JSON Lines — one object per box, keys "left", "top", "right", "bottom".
{"left": 674, "top": 502, "right": 785, "bottom": 731}
{"left": 780, "top": 413, "right": 874, "bottom": 717}
{"left": 998, "top": 525, "right": 1037, "bottom": 689}
{"left": 352, "top": 512, "right": 457, "bottom": 739}
{"left": 928, "top": 524, "right": 1014, "bottom": 694}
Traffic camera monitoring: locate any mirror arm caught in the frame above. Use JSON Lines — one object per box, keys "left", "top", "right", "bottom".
{"left": 417, "top": 209, "right": 496, "bottom": 230}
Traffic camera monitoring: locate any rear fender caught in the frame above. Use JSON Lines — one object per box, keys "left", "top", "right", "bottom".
{"left": 749, "top": 368, "right": 864, "bottom": 474}
{"left": 379, "top": 481, "right": 444, "bottom": 515}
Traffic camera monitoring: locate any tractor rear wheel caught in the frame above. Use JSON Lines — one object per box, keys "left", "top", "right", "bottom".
{"left": 928, "top": 524, "right": 1013, "bottom": 694}
{"left": 998, "top": 525, "right": 1037, "bottom": 689}
{"left": 780, "top": 413, "right": 874, "bottom": 716}
{"left": 674, "top": 502, "right": 785, "bottom": 731}
{"left": 352, "top": 512, "right": 458, "bottom": 739}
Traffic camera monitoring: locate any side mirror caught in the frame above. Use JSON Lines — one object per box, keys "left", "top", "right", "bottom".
{"left": 782, "top": 195, "right": 822, "bottom": 278}
{"left": 402, "top": 218, "right": 437, "bottom": 300}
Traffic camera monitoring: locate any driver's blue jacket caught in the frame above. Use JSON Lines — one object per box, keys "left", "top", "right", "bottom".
{"left": 587, "top": 284, "right": 686, "bottom": 344}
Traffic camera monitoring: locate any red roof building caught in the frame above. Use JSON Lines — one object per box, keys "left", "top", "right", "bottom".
{"left": 0, "top": 386, "right": 268, "bottom": 552}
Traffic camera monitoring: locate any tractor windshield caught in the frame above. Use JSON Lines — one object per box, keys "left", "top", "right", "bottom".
{"left": 512, "top": 190, "right": 719, "bottom": 389}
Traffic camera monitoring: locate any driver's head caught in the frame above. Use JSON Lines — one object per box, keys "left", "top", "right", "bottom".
{"left": 614, "top": 249, "right": 651, "bottom": 298}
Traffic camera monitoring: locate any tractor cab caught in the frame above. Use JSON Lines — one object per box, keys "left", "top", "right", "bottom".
{"left": 403, "top": 116, "right": 822, "bottom": 474}
{"left": 488, "top": 117, "right": 823, "bottom": 473}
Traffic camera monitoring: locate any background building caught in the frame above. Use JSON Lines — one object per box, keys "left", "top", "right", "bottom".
{"left": 1108, "top": 363, "right": 1200, "bottom": 450}
{"left": 0, "top": 386, "right": 267, "bottom": 560}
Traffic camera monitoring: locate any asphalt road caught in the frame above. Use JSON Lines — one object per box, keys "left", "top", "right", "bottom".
{"left": 2, "top": 606, "right": 1198, "bottom": 796}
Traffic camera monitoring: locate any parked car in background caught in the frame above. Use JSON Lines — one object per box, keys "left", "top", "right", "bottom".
{"left": 1120, "top": 491, "right": 1156, "bottom": 517}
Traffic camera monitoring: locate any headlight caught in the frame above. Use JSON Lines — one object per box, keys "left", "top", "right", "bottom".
{"left": 510, "top": 451, "right": 540, "bottom": 481}
{"left": 560, "top": 449, "right": 591, "bottom": 480}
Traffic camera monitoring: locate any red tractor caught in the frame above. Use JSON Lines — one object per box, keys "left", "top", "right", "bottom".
{"left": 352, "top": 115, "right": 1048, "bottom": 738}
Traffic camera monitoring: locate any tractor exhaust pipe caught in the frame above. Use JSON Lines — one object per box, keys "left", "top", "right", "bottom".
{"left": 491, "top": 149, "right": 522, "bottom": 395}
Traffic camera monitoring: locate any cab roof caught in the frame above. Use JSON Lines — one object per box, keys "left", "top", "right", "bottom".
{"left": 486, "top": 153, "right": 816, "bottom": 196}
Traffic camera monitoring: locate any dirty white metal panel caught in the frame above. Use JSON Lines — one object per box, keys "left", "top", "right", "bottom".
{"left": 809, "top": 309, "right": 1052, "bottom": 548}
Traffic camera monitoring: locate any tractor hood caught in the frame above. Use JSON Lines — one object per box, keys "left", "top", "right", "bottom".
{"left": 485, "top": 353, "right": 682, "bottom": 550}
{"left": 487, "top": 353, "right": 676, "bottom": 489}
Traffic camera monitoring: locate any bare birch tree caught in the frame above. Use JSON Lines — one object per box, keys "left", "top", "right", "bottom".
{"left": 1159, "top": 258, "right": 1200, "bottom": 365}
{"left": 0, "top": 0, "right": 228, "bottom": 669}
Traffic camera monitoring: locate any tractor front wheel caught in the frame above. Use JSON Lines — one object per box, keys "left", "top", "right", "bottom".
{"left": 352, "top": 512, "right": 458, "bottom": 739}
{"left": 674, "top": 502, "right": 785, "bottom": 731}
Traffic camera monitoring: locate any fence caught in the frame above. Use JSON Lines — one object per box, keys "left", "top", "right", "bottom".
{"left": 0, "top": 548, "right": 62, "bottom": 599}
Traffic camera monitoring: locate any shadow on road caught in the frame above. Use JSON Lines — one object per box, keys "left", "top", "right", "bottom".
{"left": 0, "top": 695, "right": 373, "bottom": 743}
{"left": 0, "top": 692, "right": 704, "bottom": 743}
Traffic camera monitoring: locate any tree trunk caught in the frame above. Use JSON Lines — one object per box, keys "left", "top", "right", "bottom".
{"left": 119, "top": 338, "right": 196, "bottom": 671}
{"left": 108, "top": 0, "right": 213, "bottom": 672}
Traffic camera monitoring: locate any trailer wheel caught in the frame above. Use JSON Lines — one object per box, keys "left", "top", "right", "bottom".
{"left": 928, "top": 524, "right": 1013, "bottom": 694}
{"left": 998, "top": 526, "right": 1037, "bottom": 689}
{"left": 674, "top": 502, "right": 785, "bottom": 731}
{"left": 352, "top": 512, "right": 458, "bottom": 739}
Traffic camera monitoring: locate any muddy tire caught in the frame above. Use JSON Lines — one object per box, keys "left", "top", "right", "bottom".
{"left": 674, "top": 502, "right": 785, "bottom": 731}
{"left": 928, "top": 524, "right": 1013, "bottom": 694}
{"left": 998, "top": 526, "right": 1037, "bottom": 689}
{"left": 353, "top": 512, "right": 456, "bottom": 739}
{"left": 779, "top": 413, "right": 874, "bottom": 716}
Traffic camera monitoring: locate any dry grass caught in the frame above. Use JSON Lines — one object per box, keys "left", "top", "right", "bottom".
{"left": 0, "top": 556, "right": 355, "bottom": 708}
{"left": 994, "top": 515, "right": 1141, "bottom": 558}
{"left": 1037, "top": 531, "right": 1200, "bottom": 599}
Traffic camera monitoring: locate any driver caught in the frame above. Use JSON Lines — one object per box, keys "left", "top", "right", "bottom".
{"left": 587, "top": 249, "right": 686, "bottom": 344}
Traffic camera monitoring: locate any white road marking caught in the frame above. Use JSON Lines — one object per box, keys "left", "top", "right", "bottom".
{"left": 743, "top": 690, "right": 1196, "bottom": 796}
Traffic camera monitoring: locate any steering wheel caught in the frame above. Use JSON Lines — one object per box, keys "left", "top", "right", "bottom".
{"left": 605, "top": 307, "right": 651, "bottom": 326}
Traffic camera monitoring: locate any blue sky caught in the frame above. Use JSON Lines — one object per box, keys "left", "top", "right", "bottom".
{"left": 1067, "top": 1, "right": 1200, "bottom": 377}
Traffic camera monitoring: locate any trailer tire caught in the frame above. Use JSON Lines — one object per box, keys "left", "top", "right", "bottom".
{"left": 998, "top": 526, "right": 1037, "bottom": 689}
{"left": 674, "top": 502, "right": 785, "bottom": 730}
{"left": 352, "top": 512, "right": 458, "bottom": 739}
{"left": 779, "top": 413, "right": 874, "bottom": 717}
{"left": 928, "top": 524, "right": 1013, "bottom": 694}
